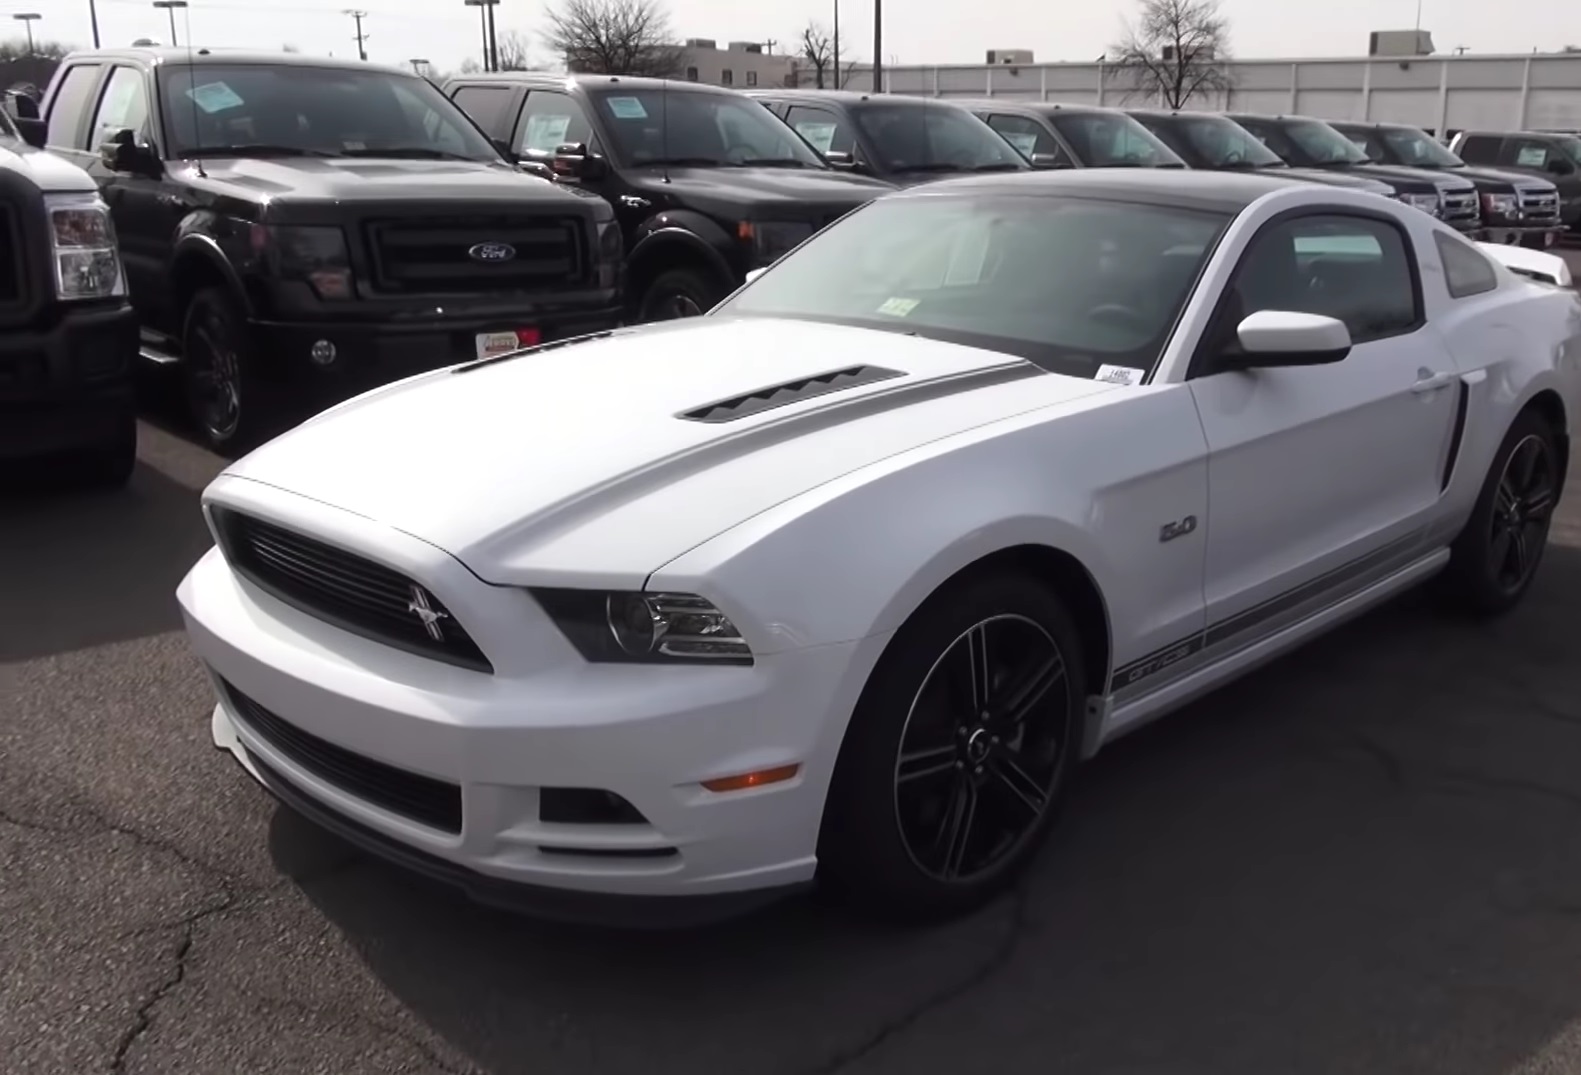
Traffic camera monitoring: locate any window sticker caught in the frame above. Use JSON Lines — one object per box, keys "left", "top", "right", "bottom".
{"left": 605, "top": 96, "right": 648, "bottom": 120}
{"left": 1516, "top": 145, "right": 1548, "bottom": 168}
{"left": 876, "top": 297, "right": 919, "bottom": 317}
{"left": 1002, "top": 132, "right": 1038, "bottom": 156}
{"left": 524, "top": 113, "right": 572, "bottom": 151}
{"left": 794, "top": 120, "right": 838, "bottom": 154}
{"left": 186, "top": 81, "right": 245, "bottom": 114}
{"left": 1095, "top": 364, "right": 1145, "bottom": 386}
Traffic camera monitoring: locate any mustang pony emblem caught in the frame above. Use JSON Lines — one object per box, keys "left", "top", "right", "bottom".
{"left": 407, "top": 584, "right": 450, "bottom": 641}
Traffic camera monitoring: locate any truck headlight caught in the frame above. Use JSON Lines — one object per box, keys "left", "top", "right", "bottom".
{"left": 249, "top": 224, "right": 354, "bottom": 299}
{"left": 1403, "top": 193, "right": 1441, "bottom": 215}
{"left": 45, "top": 193, "right": 126, "bottom": 301}
{"left": 739, "top": 220, "right": 814, "bottom": 269}
{"left": 531, "top": 588, "right": 753, "bottom": 665}
{"left": 596, "top": 217, "right": 623, "bottom": 289}
{"left": 1482, "top": 193, "right": 1519, "bottom": 219}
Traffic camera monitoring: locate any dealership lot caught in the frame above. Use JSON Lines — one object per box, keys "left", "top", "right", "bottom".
{"left": 9, "top": 263, "right": 1581, "bottom": 1075}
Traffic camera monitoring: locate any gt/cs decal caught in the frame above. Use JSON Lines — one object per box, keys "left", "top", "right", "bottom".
{"left": 1159, "top": 515, "right": 1198, "bottom": 543}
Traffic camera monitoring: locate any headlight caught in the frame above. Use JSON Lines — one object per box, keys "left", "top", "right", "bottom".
{"left": 596, "top": 218, "right": 623, "bottom": 289}
{"left": 45, "top": 193, "right": 125, "bottom": 301}
{"left": 531, "top": 588, "right": 753, "bottom": 665}
{"left": 249, "top": 223, "right": 353, "bottom": 299}
{"left": 1482, "top": 193, "right": 1519, "bottom": 218}
{"left": 1403, "top": 192, "right": 1441, "bottom": 215}
{"left": 739, "top": 220, "right": 814, "bottom": 269}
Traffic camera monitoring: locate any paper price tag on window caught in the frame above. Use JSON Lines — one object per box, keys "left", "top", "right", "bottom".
{"left": 606, "top": 96, "right": 648, "bottom": 120}
{"left": 187, "top": 82, "right": 244, "bottom": 114}
{"left": 525, "top": 114, "right": 571, "bottom": 152}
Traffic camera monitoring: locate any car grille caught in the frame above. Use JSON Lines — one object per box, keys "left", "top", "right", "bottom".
{"left": 0, "top": 203, "right": 23, "bottom": 315}
{"left": 212, "top": 508, "right": 493, "bottom": 673}
{"left": 1440, "top": 190, "right": 1480, "bottom": 225}
{"left": 220, "top": 678, "right": 464, "bottom": 834}
{"left": 364, "top": 213, "right": 586, "bottom": 295}
{"left": 1518, "top": 188, "right": 1561, "bottom": 225}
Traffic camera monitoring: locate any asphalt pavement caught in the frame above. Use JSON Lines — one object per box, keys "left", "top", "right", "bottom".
{"left": 9, "top": 271, "right": 1581, "bottom": 1074}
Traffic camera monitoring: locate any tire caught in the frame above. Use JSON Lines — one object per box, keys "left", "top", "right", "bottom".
{"left": 181, "top": 287, "right": 275, "bottom": 456}
{"left": 636, "top": 267, "right": 728, "bottom": 323}
{"left": 817, "top": 571, "right": 1087, "bottom": 922}
{"left": 1440, "top": 407, "right": 1563, "bottom": 616}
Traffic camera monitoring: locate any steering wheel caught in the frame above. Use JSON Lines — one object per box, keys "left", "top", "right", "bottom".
{"left": 1087, "top": 303, "right": 1150, "bottom": 328}
{"left": 724, "top": 146, "right": 752, "bottom": 165}
{"left": 1223, "top": 150, "right": 1245, "bottom": 165}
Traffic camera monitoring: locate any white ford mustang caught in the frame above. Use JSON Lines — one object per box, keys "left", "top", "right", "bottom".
{"left": 178, "top": 171, "right": 1581, "bottom": 927}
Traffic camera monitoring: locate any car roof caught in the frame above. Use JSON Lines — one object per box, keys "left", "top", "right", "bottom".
{"left": 63, "top": 46, "right": 417, "bottom": 79}
{"left": 447, "top": 71, "right": 740, "bottom": 96}
{"left": 948, "top": 99, "right": 1131, "bottom": 117}
{"left": 1125, "top": 108, "right": 1239, "bottom": 121}
{"left": 745, "top": 89, "right": 968, "bottom": 108}
{"left": 885, "top": 167, "right": 1350, "bottom": 213}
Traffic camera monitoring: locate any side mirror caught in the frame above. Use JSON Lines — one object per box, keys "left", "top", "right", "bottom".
{"left": 745, "top": 267, "right": 767, "bottom": 284}
{"left": 1220, "top": 310, "right": 1352, "bottom": 371}
{"left": 552, "top": 141, "right": 606, "bottom": 180}
{"left": 1547, "top": 156, "right": 1575, "bottom": 176}
{"left": 99, "top": 128, "right": 159, "bottom": 176}
{"left": 16, "top": 116, "right": 45, "bottom": 149}
{"left": 517, "top": 159, "right": 555, "bottom": 181}
{"left": 1029, "top": 152, "right": 1069, "bottom": 169}
{"left": 491, "top": 136, "right": 519, "bottom": 163}
{"left": 823, "top": 149, "right": 856, "bottom": 170}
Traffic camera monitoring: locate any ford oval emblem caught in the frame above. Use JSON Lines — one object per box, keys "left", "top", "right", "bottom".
{"left": 468, "top": 242, "right": 517, "bottom": 263}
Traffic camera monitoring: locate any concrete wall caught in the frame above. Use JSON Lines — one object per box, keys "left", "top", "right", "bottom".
{"left": 830, "top": 53, "right": 1581, "bottom": 133}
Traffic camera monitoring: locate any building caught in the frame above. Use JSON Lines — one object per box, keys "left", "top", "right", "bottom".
{"left": 830, "top": 36, "right": 1581, "bottom": 135}
{"left": 678, "top": 39, "right": 800, "bottom": 89}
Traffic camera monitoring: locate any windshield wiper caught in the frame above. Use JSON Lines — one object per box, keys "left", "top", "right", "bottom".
{"left": 186, "top": 144, "right": 341, "bottom": 158}
{"left": 637, "top": 156, "right": 725, "bottom": 167}
{"left": 341, "top": 147, "right": 485, "bottom": 161}
{"left": 737, "top": 157, "right": 815, "bottom": 168}
{"left": 972, "top": 161, "right": 1025, "bottom": 171}
{"left": 891, "top": 162, "right": 967, "bottom": 174}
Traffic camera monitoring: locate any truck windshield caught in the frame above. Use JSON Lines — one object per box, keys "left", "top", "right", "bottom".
{"left": 1149, "top": 114, "right": 1284, "bottom": 169}
{"left": 1281, "top": 119, "right": 1372, "bottom": 165}
{"left": 158, "top": 64, "right": 501, "bottom": 162}
{"left": 851, "top": 102, "right": 1027, "bottom": 174}
{"left": 589, "top": 88, "right": 827, "bottom": 168}
{"left": 1047, "top": 112, "right": 1183, "bottom": 167}
{"left": 1378, "top": 127, "right": 1464, "bottom": 168}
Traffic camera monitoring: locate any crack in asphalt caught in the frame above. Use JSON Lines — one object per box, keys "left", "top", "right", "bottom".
{"left": 805, "top": 886, "right": 1033, "bottom": 1075}
{"left": 1341, "top": 732, "right": 1581, "bottom": 813}
{"left": 242, "top": 991, "right": 478, "bottom": 1075}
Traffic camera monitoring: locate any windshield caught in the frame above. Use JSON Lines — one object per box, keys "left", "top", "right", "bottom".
{"left": 0, "top": 109, "right": 15, "bottom": 140}
{"left": 1283, "top": 119, "right": 1371, "bottom": 165}
{"left": 1378, "top": 126, "right": 1463, "bottom": 168}
{"left": 158, "top": 64, "right": 501, "bottom": 161}
{"left": 715, "top": 194, "right": 1227, "bottom": 375}
{"left": 1150, "top": 114, "right": 1284, "bottom": 169}
{"left": 590, "top": 88, "right": 826, "bottom": 168}
{"left": 851, "top": 102, "right": 1027, "bottom": 173}
{"left": 1047, "top": 112, "right": 1182, "bottom": 167}
{"left": 1555, "top": 136, "right": 1581, "bottom": 162}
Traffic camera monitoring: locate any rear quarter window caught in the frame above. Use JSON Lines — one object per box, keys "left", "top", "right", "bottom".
{"left": 1433, "top": 230, "right": 1499, "bottom": 298}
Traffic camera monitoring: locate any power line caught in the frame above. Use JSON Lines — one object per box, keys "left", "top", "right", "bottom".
{"left": 344, "top": 8, "right": 367, "bottom": 61}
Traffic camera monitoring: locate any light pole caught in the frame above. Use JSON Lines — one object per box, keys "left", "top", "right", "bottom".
{"left": 12, "top": 13, "right": 41, "bottom": 56}
{"left": 463, "top": 0, "right": 499, "bottom": 73}
{"left": 409, "top": 57, "right": 429, "bottom": 75}
{"left": 832, "top": 0, "right": 839, "bottom": 89}
{"left": 88, "top": 0, "right": 101, "bottom": 48}
{"left": 871, "top": 0, "right": 882, "bottom": 92}
{"left": 152, "top": 1, "right": 187, "bottom": 48}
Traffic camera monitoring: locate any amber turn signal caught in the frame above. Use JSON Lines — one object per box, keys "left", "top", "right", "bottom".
{"left": 700, "top": 764, "right": 801, "bottom": 793}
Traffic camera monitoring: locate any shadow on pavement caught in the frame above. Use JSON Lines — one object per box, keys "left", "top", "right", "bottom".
{"left": 278, "top": 542, "right": 1581, "bottom": 1075}
{"left": 0, "top": 458, "right": 214, "bottom": 663}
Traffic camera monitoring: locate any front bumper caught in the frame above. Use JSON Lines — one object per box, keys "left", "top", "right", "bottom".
{"left": 0, "top": 302, "right": 137, "bottom": 461}
{"left": 1478, "top": 223, "right": 1564, "bottom": 245}
{"left": 177, "top": 490, "right": 870, "bottom": 924}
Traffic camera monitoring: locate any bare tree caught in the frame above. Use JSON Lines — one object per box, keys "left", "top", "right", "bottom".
{"left": 544, "top": 0, "right": 685, "bottom": 78}
{"left": 1108, "top": 0, "right": 1233, "bottom": 110}
{"left": 496, "top": 29, "right": 536, "bottom": 71}
{"left": 798, "top": 21, "right": 859, "bottom": 90}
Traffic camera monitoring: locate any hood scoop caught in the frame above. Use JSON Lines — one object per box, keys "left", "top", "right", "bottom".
{"left": 679, "top": 364, "right": 904, "bottom": 423}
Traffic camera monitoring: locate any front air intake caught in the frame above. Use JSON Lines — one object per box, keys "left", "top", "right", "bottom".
{"left": 678, "top": 364, "right": 905, "bottom": 423}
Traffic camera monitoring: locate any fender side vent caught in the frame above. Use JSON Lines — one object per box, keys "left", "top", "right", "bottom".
{"left": 678, "top": 364, "right": 905, "bottom": 423}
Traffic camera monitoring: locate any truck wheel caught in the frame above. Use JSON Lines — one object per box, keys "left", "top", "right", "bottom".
{"left": 637, "top": 268, "right": 727, "bottom": 323}
{"left": 181, "top": 288, "right": 272, "bottom": 456}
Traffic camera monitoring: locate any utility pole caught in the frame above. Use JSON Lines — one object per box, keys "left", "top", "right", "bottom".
{"left": 12, "top": 13, "right": 40, "bottom": 56}
{"left": 463, "top": 0, "right": 497, "bottom": 72}
{"left": 345, "top": 9, "right": 369, "bottom": 61}
{"left": 871, "top": 0, "right": 882, "bottom": 92}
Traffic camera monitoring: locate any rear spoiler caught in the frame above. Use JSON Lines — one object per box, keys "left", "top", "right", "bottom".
{"left": 1476, "top": 241, "right": 1573, "bottom": 288}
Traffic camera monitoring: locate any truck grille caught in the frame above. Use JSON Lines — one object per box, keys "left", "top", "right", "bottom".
{"left": 1518, "top": 189, "right": 1561, "bottom": 225}
{"left": 365, "top": 214, "right": 585, "bottom": 295}
{"left": 1440, "top": 190, "right": 1480, "bottom": 225}
{"left": 0, "top": 203, "right": 23, "bottom": 314}
{"left": 212, "top": 508, "right": 493, "bottom": 673}
{"left": 220, "top": 678, "right": 464, "bottom": 834}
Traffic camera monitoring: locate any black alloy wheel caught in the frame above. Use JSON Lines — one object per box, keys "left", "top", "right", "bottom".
{"left": 1487, "top": 431, "right": 1559, "bottom": 595}
{"left": 636, "top": 267, "right": 726, "bottom": 323}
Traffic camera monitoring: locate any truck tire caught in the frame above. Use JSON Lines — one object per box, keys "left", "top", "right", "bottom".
{"left": 636, "top": 268, "right": 728, "bottom": 322}
{"left": 181, "top": 287, "right": 275, "bottom": 457}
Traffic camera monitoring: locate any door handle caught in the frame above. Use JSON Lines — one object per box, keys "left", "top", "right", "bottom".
{"left": 1412, "top": 370, "right": 1456, "bottom": 394}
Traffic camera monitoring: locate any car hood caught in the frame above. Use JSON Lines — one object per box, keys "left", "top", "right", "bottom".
{"left": 1264, "top": 166, "right": 1394, "bottom": 193}
{"left": 183, "top": 155, "right": 585, "bottom": 205}
{"left": 1341, "top": 162, "right": 1477, "bottom": 192}
{"left": 1436, "top": 164, "right": 1558, "bottom": 193}
{"left": 0, "top": 137, "right": 97, "bottom": 192}
{"left": 220, "top": 317, "right": 1120, "bottom": 584}
{"left": 629, "top": 164, "right": 894, "bottom": 212}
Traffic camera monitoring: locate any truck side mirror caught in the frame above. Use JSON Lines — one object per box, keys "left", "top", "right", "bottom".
{"left": 552, "top": 141, "right": 606, "bottom": 180}
{"left": 100, "top": 128, "right": 160, "bottom": 176}
{"left": 16, "top": 116, "right": 45, "bottom": 149}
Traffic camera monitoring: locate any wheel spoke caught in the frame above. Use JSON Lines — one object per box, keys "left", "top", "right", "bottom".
{"left": 931, "top": 778, "right": 979, "bottom": 879}
{"left": 1524, "top": 486, "right": 1557, "bottom": 520}
{"left": 993, "top": 653, "right": 1065, "bottom": 727}
{"left": 897, "top": 744, "right": 957, "bottom": 785}
{"left": 965, "top": 622, "right": 991, "bottom": 715}
{"left": 1514, "top": 438, "right": 1541, "bottom": 490}
{"left": 1496, "top": 482, "right": 1521, "bottom": 519}
{"left": 987, "top": 753, "right": 1049, "bottom": 818}
{"left": 1509, "top": 527, "right": 1530, "bottom": 579}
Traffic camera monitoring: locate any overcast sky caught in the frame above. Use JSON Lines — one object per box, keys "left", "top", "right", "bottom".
{"left": 9, "top": 0, "right": 1581, "bottom": 73}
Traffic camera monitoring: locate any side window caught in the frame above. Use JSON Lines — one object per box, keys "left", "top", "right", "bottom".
{"left": 45, "top": 63, "right": 102, "bottom": 148}
{"left": 450, "top": 84, "right": 515, "bottom": 136}
{"left": 784, "top": 105, "right": 853, "bottom": 155}
{"left": 986, "top": 114, "right": 1061, "bottom": 161}
{"left": 89, "top": 67, "right": 151, "bottom": 149}
{"left": 1457, "top": 134, "right": 1499, "bottom": 161}
{"left": 515, "top": 90, "right": 598, "bottom": 158}
{"left": 685, "top": 66, "right": 699, "bottom": 82}
{"left": 1231, "top": 214, "right": 1419, "bottom": 344}
{"left": 1434, "top": 230, "right": 1499, "bottom": 298}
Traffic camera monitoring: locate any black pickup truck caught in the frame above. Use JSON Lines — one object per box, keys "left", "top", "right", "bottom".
{"left": 0, "top": 99, "right": 139, "bottom": 487}
{"left": 956, "top": 101, "right": 1187, "bottom": 169}
{"left": 37, "top": 49, "right": 625, "bottom": 453}
{"left": 443, "top": 73, "right": 894, "bottom": 321}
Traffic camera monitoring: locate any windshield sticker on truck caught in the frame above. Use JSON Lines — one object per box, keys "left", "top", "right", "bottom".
{"left": 793, "top": 121, "right": 838, "bottom": 154}
{"left": 524, "top": 114, "right": 572, "bottom": 152}
{"left": 186, "top": 81, "right": 245, "bottom": 115}
{"left": 876, "top": 297, "right": 919, "bottom": 317}
{"left": 605, "top": 96, "right": 648, "bottom": 120}
{"left": 1003, "top": 132, "right": 1038, "bottom": 156}
{"left": 1095, "top": 364, "right": 1145, "bottom": 386}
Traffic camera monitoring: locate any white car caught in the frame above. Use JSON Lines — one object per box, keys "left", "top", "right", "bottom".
{"left": 178, "top": 171, "right": 1581, "bottom": 926}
